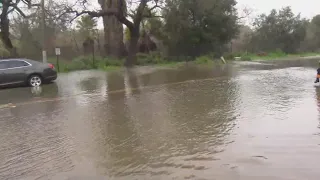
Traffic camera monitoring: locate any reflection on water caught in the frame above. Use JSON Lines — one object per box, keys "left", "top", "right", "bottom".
{"left": 1, "top": 61, "right": 320, "bottom": 180}
{"left": 0, "top": 83, "right": 59, "bottom": 105}
{"left": 31, "top": 86, "right": 42, "bottom": 95}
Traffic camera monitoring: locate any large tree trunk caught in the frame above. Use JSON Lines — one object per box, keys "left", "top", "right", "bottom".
{"left": 99, "top": 0, "right": 125, "bottom": 58}
{"left": 125, "top": 29, "right": 139, "bottom": 67}
{"left": 0, "top": 1, "right": 16, "bottom": 57}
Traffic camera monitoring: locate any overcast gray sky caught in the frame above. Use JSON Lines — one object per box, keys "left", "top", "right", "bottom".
{"left": 92, "top": 0, "right": 320, "bottom": 28}
{"left": 237, "top": 0, "right": 319, "bottom": 19}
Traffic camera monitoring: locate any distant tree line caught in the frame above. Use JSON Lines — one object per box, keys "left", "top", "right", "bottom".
{"left": 232, "top": 7, "right": 320, "bottom": 55}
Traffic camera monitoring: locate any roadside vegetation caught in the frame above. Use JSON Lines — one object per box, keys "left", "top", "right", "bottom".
{"left": 225, "top": 50, "right": 320, "bottom": 61}
{"left": 48, "top": 49, "right": 320, "bottom": 73}
{"left": 48, "top": 53, "right": 227, "bottom": 73}
{"left": 1, "top": 1, "right": 320, "bottom": 72}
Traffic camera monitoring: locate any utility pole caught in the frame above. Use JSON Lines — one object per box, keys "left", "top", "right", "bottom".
{"left": 41, "top": 0, "right": 47, "bottom": 63}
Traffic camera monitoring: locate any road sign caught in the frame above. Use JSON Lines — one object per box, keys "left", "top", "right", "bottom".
{"left": 55, "top": 48, "right": 61, "bottom": 56}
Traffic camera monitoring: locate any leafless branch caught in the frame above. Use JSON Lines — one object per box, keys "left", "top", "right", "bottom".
{"left": 20, "top": 0, "right": 41, "bottom": 7}
{"left": 5, "top": 0, "right": 40, "bottom": 17}
{"left": 144, "top": 15, "right": 163, "bottom": 18}
{"left": 133, "top": 0, "right": 148, "bottom": 25}
{"left": 63, "top": 0, "right": 162, "bottom": 31}
{"left": 66, "top": 8, "right": 134, "bottom": 30}
{"left": 10, "top": 3, "right": 28, "bottom": 17}
{"left": 7, "top": 8, "right": 16, "bottom": 15}
{"left": 142, "top": 0, "right": 163, "bottom": 18}
{"left": 149, "top": 3, "right": 161, "bottom": 12}
{"left": 237, "top": 6, "right": 253, "bottom": 21}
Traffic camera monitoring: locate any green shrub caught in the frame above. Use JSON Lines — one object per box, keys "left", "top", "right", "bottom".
{"left": 136, "top": 52, "right": 167, "bottom": 65}
{"left": 167, "top": 56, "right": 193, "bottom": 62}
{"left": 267, "top": 49, "right": 286, "bottom": 58}
{"left": 0, "top": 40, "right": 10, "bottom": 57}
{"left": 223, "top": 53, "right": 234, "bottom": 60}
{"left": 49, "top": 51, "right": 235, "bottom": 72}
{"left": 70, "top": 56, "right": 123, "bottom": 68}
{"left": 241, "top": 55, "right": 252, "bottom": 61}
{"left": 49, "top": 55, "right": 123, "bottom": 72}
{"left": 195, "top": 55, "right": 212, "bottom": 64}
{"left": 233, "top": 52, "right": 246, "bottom": 57}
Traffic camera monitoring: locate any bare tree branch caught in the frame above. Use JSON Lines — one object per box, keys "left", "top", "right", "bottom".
{"left": 142, "top": 0, "right": 163, "bottom": 18}
{"left": 144, "top": 15, "right": 163, "bottom": 18}
{"left": 10, "top": 3, "right": 28, "bottom": 17}
{"left": 6, "top": 0, "right": 40, "bottom": 17}
{"left": 133, "top": 0, "right": 148, "bottom": 26}
{"left": 237, "top": 6, "right": 253, "bottom": 21}
{"left": 66, "top": 8, "right": 135, "bottom": 30}
{"left": 64, "top": 0, "right": 162, "bottom": 31}
{"left": 7, "top": 8, "right": 16, "bottom": 15}
{"left": 149, "top": 2, "right": 161, "bottom": 12}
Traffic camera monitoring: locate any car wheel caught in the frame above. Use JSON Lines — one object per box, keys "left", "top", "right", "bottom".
{"left": 28, "top": 75, "right": 42, "bottom": 87}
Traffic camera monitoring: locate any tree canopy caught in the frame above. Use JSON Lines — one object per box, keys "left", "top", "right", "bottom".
{"left": 162, "top": 0, "right": 239, "bottom": 57}
{"left": 251, "top": 7, "right": 308, "bottom": 53}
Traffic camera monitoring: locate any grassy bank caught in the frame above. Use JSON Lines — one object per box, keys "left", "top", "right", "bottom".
{"left": 230, "top": 51, "right": 320, "bottom": 61}
{"left": 48, "top": 56, "right": 122, "bottom": 72}
{"left": 48, "top": 53, "right": 226, "bottom": 73}
{"left": 47, "top": 51, "right": 320, "bottom": 73}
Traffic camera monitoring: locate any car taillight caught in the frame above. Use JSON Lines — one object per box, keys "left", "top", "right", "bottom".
{"left": 48, "top": 63, "right": 55, "bottom": 69}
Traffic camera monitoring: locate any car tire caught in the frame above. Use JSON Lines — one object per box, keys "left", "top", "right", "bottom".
{"left": 28, "top": 75, "right": 42, "bottom": 87}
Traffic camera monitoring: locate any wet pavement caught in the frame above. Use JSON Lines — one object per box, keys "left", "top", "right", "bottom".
{"left": 1, "top": 60, "right": 320, "bottom": 180}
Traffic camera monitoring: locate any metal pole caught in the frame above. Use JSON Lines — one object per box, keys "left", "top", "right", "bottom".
{"left": 41, "top": 0, "right": 47, "bottom": 63}
{"left": 92, "top": 43, "right": 95, "bottom": 68}
{"left": 56, "top": 55, "right": 60, "bottom": 72}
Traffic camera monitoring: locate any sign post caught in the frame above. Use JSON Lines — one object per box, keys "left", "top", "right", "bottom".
{"left": 92, "top": 44, "right": 95, "bottom": 68}
{"left": 55, "top": 47, "right": 61, "bottom": 72}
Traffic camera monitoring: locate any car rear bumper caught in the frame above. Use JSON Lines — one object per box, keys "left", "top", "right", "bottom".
{"left": 44, "top": 74, "right": 57, "bottom": 82}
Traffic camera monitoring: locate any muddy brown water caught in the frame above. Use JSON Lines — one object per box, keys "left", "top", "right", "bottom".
{"left": 1, "top": 60, "right": 320, "bottom": 180}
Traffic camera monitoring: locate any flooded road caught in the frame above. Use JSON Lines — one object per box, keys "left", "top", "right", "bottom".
{"left": 1, "top": 60, "right": 320, "bottom": 180}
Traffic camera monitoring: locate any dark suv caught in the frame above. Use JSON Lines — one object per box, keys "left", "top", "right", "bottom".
{"left": 0, "top": 59, "right": 57, "bottom": 88}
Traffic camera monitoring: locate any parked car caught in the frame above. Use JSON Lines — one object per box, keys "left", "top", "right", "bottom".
{"left": 0, "top": 58, "right": 57, "bottom": 88}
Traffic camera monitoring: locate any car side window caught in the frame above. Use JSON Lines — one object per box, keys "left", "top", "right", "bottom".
{"left": 0, "top": 61, "right": 8, "bottom": 70}
{"left": 6, "top": 60, "right": 29, "bottom": 68}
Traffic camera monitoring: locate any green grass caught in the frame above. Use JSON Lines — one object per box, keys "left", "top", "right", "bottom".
{"left": 195, "top": 55, "right": 213, "bottom": 64}
{"left": 294, "top": 52, "right": 320, "bottom": 57}
{"left": 48, "top": 56, "right": 122, "bottom": 72}
{"left": 155, "top": 61, "right": 186, "bottom": 67}
{"left": 47, "top": 53, "right": 227, "bottom": 73}
{"left": 194, "top": 55, "right": 227, "bottom": 66}
{"left": 231, "top": 51, "right": 320, "bottom": 61}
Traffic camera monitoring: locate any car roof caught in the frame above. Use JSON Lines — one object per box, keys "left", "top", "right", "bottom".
{"left": 0, "top": 58, "right": 42, "bottom": 65}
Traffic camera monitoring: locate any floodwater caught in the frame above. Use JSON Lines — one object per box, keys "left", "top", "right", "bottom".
{"left": 1, "top": 60, "right": 320, "bottom": 180}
